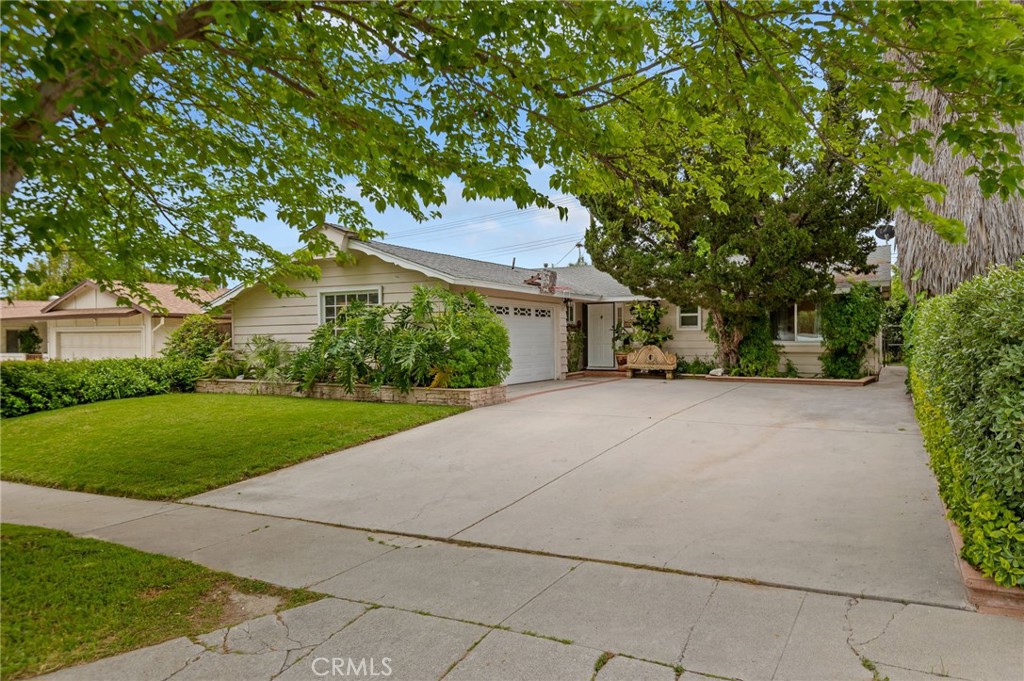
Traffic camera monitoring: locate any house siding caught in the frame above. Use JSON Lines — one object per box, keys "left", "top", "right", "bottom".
{"left": 625, "top": 302, "right": 881, "bottom": 378}
{"left": 230, "top": 254, "right": 444, "bottom": 347}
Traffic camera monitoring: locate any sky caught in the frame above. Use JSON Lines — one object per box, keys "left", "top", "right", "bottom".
{"left": 237, "top": 164, "right": 594, "bottom": 270}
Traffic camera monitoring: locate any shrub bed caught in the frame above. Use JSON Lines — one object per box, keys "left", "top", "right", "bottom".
{"left": 908, "top": 263, "right": 1024, "bottom": 587}
{"left": 1, "top": 357, "right": 203, "bottom": 418}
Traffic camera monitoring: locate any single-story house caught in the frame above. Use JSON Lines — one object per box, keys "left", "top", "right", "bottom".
{"left": 210, "top": 224, "right": 890, "bottom": 384}
{"left": 0, "top": 281, "right": 228, "bottom": 360}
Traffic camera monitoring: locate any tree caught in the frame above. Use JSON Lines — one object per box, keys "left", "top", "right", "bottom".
{"left": 581, "top": 109, "right": 886, "bottom": 368}
{"left": 5, "top": 250, "right": 89, "bottom": 300}
{"left": 3, "top": 1, "right": 1022, "bottom": 300}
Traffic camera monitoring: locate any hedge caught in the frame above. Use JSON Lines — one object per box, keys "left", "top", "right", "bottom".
{"left": 908, "top": 263, "right": 1024, "bottom": 587}
{"left": 1, "top": 358, "right": 204, "bottom": 418}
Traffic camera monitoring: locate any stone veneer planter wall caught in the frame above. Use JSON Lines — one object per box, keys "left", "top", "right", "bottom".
{"left": 195, "top": 379, "right": 506, "bottom": 408}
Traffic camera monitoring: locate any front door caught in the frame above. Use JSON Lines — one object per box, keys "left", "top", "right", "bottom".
{"left": 587, "top": 303, "right": 615, "bottom": 368}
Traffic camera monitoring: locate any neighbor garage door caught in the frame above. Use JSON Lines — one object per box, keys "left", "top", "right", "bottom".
{"left": 56, "top": 330, "right": 143, "bottom": 359}
{"left": 488, "top": 300, "right": 556, "bottom": 384}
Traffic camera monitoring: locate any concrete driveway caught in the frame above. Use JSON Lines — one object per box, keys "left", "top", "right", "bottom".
{"left": 188, "top": 368, "right": 967, "bottom": 608}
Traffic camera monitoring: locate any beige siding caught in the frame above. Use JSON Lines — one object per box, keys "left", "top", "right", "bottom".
{"left": 62, "top": 287, "right": 121, "bottom": 309}
{"left": 153, "top": 317, "right": 184, "bottom": 353}
{"left": 231, "top": 254, "right": 444, "bottom": 347}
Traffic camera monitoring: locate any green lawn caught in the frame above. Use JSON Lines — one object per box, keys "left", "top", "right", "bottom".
{"left": 1, "top": 523, "right": 322, "bottom": 680}
{"left": 0, "top": 393, "right": 463, "bottom": 499}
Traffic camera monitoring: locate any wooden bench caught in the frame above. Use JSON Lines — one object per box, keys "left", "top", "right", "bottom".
{"left": 625, "top": 345, "right": 677, "bottom": 380}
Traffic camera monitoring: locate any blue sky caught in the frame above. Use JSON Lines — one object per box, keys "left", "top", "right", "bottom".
{"left": 238, "top": 164, "right": 593, "bottom": 269}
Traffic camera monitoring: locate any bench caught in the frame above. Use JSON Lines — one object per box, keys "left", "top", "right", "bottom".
{"left": 625, "top": 345, "right": 677, "bottom": 380}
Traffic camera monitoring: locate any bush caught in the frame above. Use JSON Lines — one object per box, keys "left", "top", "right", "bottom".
{"left": 735, "top": 316, "right": 781, "bottom": 377}
{"left": 289, "top": 286, "right": 511, "bottom": 393}
{"left": 1, "top": 358, "right": 203, "bottom": 418}
{"left": 567, "top": 324, "right": 585, "bottom": 372}
{"left": 162, "top": 315, "right": 228, "bottom": 361}
{"left": 909, "top": 263, "right": 1024, "bottom": 587}
{"left": 820, "top": 282, "right": 883, "bottom": 379}
{"left": 676, "top": 355, "right": 716, "bottom": 375}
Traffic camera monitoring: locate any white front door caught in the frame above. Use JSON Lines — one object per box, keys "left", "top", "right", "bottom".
{"left": 587, "top": 303, "right": 615, "bottom": 368}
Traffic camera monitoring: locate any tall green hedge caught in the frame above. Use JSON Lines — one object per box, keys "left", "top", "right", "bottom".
{"left": 908, "top": 263, "right": 1024, "bottom": 587}
{"left": 1, "top": 358, "right": 203, "bottom": 418}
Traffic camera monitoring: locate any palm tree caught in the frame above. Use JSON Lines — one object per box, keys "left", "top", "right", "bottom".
{"left": 894, "top": 87, "right": 1024, "bottom": 302}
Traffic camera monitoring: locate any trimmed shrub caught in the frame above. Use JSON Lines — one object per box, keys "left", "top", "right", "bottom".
{"left": 820, "top": 282, "right": 883, "bottom": 379}
{"left": 162, "top": 314, "right": 228, "bottom": 361}
{"left": 909, "top": 263, "right": 1024, "bottom": 587}
{"left": 1, "top": 357, "right": 204, "bottom": 418}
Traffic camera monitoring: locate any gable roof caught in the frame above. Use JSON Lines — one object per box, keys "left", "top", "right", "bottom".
{"left": 40, "top": 280, "right": 227, "bottom": 316}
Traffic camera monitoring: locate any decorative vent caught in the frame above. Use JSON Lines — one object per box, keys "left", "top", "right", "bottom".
{"left": 534, "top": 308, "right": 552, "bottom": 318}
{"left": 489, "top": 305, "right": 510, "bottom": 315}
{"left": 514, "top": 307, "right": 532, "bottom": 316}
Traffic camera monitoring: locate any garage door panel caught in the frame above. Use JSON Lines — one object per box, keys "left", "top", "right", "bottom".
{"left": 57, "top": 331, "right": 143, "bottom": 359}
{"left": 488, "top": 300, "right": 556, "bottom": 384}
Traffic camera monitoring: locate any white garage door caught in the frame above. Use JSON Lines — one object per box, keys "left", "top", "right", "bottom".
{"left": 488, "top": 300, "right": 556, "bottom": 384}
{"left": 57, "top": 330, "right": 143, "bottom": 359}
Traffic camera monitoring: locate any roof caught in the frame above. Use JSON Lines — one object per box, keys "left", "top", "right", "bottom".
{"left": 834, "top": 245, "right": 892, "bottom": 290}
{"left": 0, "top": 299, "right": 48, "bottom": 321}
{"left": 42, "top": 280, "right": 228, "bottom": 316}
{"left": 209, "top": 226, "right": 891, "bottom": 308}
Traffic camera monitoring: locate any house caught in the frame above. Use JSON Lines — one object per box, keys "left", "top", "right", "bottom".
{"left": 211, "top": 224, "right": 891, "bottom": 384}
{"left": 0, "top": 281, "right": 228, "bottom": 360}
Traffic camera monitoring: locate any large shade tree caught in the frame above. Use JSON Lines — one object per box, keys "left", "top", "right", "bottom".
{"left": 3, "top": 1, "right": 1023, "bottom": 303}
{"left": 582, "top": 94, "right": 887, "bottom": 368}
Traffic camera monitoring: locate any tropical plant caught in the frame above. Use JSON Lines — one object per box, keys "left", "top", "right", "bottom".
{"left": 243, "top": 335, "right": 293, "bottom": 388}
{"left": 203, "top": 340, "right": 244, "bottom": 380}
{"left": 162, "top": 314, "right": 227, "bottom": 361}
{"left": 820, "top": 283, "right": 884, "bottom": 379}
{"left": 289, "top": 286, "right": 510, "bottom": 394}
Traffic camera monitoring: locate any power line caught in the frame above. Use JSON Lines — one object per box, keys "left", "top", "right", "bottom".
{"left": 468, "top": 233, "right": 584, "bottom": 257}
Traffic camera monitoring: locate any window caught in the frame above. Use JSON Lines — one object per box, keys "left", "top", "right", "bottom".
{"left": 489, "top": 305, "right": 510, "bottom": 316}
{"left": 795, "top": 301, "right": 822, "bottom": 341}
{"left": 677, "top": 305, "right": 700, "bottom": 329}
{"left": 565, "top": 302, "right": 576, "bottom": 324}
{"left": 513, "top": 306, "right": 532, "bottom": 317}
{"left": 772, "top": 302, "right": 822, "bottom": 342}
{"left": 535, "top": 308, "right": 552, "bottom": 318}
{"left": 322, "top": 289, "right": 380, "bottom": 322}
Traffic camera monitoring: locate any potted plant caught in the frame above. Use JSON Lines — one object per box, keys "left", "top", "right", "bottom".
{"left": 612, "top": 321, "right": 632, "bottom": 367}
{"left": 18, "top": 325, "right": 43, "bottom": 359}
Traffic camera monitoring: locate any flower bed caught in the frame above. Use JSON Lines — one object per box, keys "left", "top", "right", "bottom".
{"left": 195, "top": 379, "right": 506, "bottom": 409}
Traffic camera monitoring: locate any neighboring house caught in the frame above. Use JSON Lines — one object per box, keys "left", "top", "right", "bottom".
{"left": 0, "top": 281, "right": 228, "bottom": 360}
{"left": 212, "top": 224, "right": 891, "bottom": 384}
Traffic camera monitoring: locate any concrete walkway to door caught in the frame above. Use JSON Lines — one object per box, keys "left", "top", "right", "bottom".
{"left": 188, "top": 367, "right": 966, "bottom": 609}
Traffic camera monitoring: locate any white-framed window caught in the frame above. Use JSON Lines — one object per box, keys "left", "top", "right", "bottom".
{"left": 771, "top": 301, "right": 822, "bottom": 342}
{"left": 565, "top": 301, "right": 576, "bottom": 324}
{"left": 677, "top": 304, "right": 701, "bottom": 329}
{"left": 322, "top": 289, "right": 381, "bottom": 322}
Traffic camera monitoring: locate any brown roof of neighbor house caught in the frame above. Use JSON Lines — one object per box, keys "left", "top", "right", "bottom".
{"left": 0, "top": 299, "right": 49, "bottom": 320}
{"left": 40, "top": 280, "right": 228, "bottom": 316}
{"left": 833, "top": 245, "right": 892, "bottom": 290}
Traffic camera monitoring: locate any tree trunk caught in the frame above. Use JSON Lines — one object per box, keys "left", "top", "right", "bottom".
{"left": 709, "top": 308, "right": 742, "bottom": 369}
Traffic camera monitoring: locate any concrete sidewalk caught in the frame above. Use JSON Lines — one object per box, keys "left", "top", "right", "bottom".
{"left": 5, "top": 482, "right": 1022, "bottom": 681}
